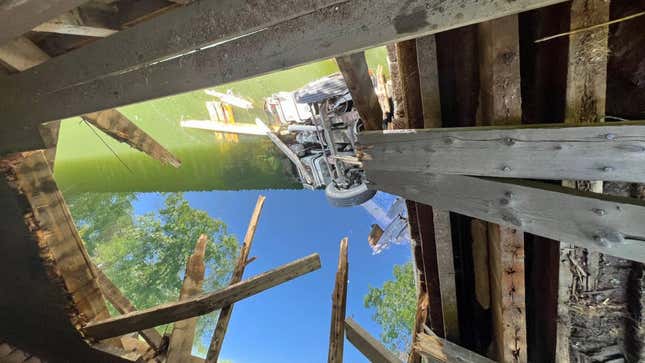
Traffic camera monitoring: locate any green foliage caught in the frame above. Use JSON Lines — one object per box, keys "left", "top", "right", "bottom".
{"left": 67, "top": 191, "right": 239, "bottom": 350}
{"left": 364, "top": 261, "right": 417, "bottom": 353}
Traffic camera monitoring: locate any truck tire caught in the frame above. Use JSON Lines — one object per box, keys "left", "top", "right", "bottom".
{"left": 325, "top": 181, "right": 376, "bottom": 207}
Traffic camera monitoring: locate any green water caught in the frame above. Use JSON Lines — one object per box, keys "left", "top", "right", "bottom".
{"left": 54, "top": 47, "right": 388, "bottom": 194}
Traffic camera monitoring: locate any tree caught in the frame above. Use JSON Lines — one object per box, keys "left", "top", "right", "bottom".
{"left": 364, "top": 261, "right": 417, "bottom": 353}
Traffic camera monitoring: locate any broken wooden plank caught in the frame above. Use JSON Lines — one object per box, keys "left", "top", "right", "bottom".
{"left": 0, "top": 0, "right": 567, "bottom": 152}
{"left": 82, "top": 110, "right": 181, "bottom": 168}
{"left": 83, "top": 253, "right": 321, "bottom": 340}
{"left": 366, "top": 169, "right": 645, "bottom": 263}
{"left": 205, "top": 196, "right": 266, "bottom": 363}
{"left": 477, "top": 14, "right": 526, "bottom": 363}
{"left": 33, "top": 21, "right": 118, "bottom": 37}
{"left": 95, "top": 265, "right": 163, "bottom": 351}
{"left": 359, "top": 121, "right": 645, "bottom": 183}
{"left": 336, "top": 52, "right": 382, "bottom": 130}
{"left": 345, "top": 318, "right": 404, "bottom": 363}
{"left": 328, "top": 238, "right": 349, "bottom": 363}
{"left": 167, "top": 235, "right": 208, "bottom": 362}
{"left": 414, "top": 332, "right": 495, "bottom": 363}
{"left": 0, "top": 0, "right": 88, "bottom": 46}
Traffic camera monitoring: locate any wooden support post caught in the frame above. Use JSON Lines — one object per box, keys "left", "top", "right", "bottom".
{"left": 414, "top": 332, "right": 495, "bottom": 363}
{"left": 0, "top": 0, "right": 88, "bottom": 46}
{"left": 83, "top": 253, "right": 321, "bottom": 340}
{"left": 336, "top": 52, "right": 383, "bottom": 130}
{"left": 477, "top": 14, "right": 526, "bottom": 363}
{"left": 344, "top": 318, "right": 404, "bottom": 363}
{"left": 0, "top": 0, "right": 568, "bottom": 152}
{"left": 95, "top": 265, "right": 163, "bottom": 351}
{"left": 557, "top": 0, "right": 611, "bottom": 361}
{"left": 205, "top": 196, "right": 266, "bottom": 363}
{"left": 327, "top": 238, "right": 349, "bottom": 363}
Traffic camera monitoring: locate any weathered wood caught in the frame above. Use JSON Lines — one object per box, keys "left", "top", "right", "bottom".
{"left": 82, "top": 110, "right": 181, "bottom": 168}
{"left": 83, "top": 253, "right": 321, "bottom": 340}
{"left": 477, "top": 14, "right": 526, "bottom": 363}
{"left": 328, "top": 237, "right": 349, "bottom": 363}
{"left": 95, "top": 265, "right": 163, "bottom": 350}
{"left": 366, "top": 169, "right": 645, "bottom": 263}
{"left": 0, "top": 0, "right": 88, "bottom": 46}
{"left": 33, "top": 21, "right": 118, "bottom": 37}
{"left": 414, "top": 332, "right": 495, "bottom": 363}
{"left": 0, "top": 37, "right": 49, "bottom": 72}
{"left": 167, "top": 235, "right": 208, "bottom": 362}
{"left": 205, "top": 196, "right": 266, "bottom": 363}
{"left": 433, "top": 209, "right": 460, "bottom": 342}
{"left": 336, "top": 52, "right": 382, "bottom": 130}
{"left": 415, "top": 35, "right": 441, "bottom": 129}
{"left": 360, "top": 122, "right": 645, "bottom": 183}
{"left": 345, "top": 318, "right": 404, "bottom": 363}
{"left": 395, "top": 40, "right": 423, "bottom": 129}
{"left": 470, "top": 219, "right": 491, "bottom": 309}
{"left": 557, "top": 1, "right": 611, "bottom": 361}
{"left": 0, "top": 0, "right": 567, "bottom": 152}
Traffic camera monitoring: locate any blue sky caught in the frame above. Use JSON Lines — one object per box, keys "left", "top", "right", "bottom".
{"left": 134, "top": 189, "right": 412, "bottom": 363}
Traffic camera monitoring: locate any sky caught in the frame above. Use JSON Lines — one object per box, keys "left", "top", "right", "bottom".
{"left": 133, "top": 189, "right": 412, "bottom": 363}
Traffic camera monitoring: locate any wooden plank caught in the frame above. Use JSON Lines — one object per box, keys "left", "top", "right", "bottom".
{"left": 344, "top": 318, "right": 404, "bottom": 363}
{"left": 359, "top": 122, "right": 645, "bottom": 183}
{"left": 433, "top": 209, "right": 460, "bottom": 342}
{"left": 0, "top": 37, "right": 49, "bottom": 72}
{"left": 205, "top": 196, "right": 266, "bottom": 363}
{"left": 556, "top": 1, "right": 611, "bottom": 361}
{"left": 470, "top": 219, "right": 491, "bottom": 309}
{"left": 477, "top": 14, "right": 526, "bottom": 363}
{"left": 415, "top": 35, "right": 441, "bottom": 129}
{"left": 414, "top": 332, "right": 495, "bottom": 363}
{"left": 365, "top": 169, "right": 645, "bottom": 263}
{"left": 336, "top": 52, "right": 383, "bottom": 130}
{"left": 327, "top": 238, "right": 349, "bottom": 363}
{"left": 83, "top": 253, "right": 321, "bottom": 340}
{"left": 33, "top": 21, "right": 118, "bottom": 37}
{"left": 167, "top": 235, "right": 208, "bottom": 362}
{"left": 0, "top": 0, "right": 567, "bottom": 153}
{"left": 95, "top": 265, "right": 163, "bottom": 350}
{"left": 0, "top": 0, "right": 88, "bottom": 46}
{"left": 395, "top": 40, "right": 423, "bottom": 129}
{"left": 82, "top": 110, "right": 181, "bottom": 168}
{"left": 181, "top": 120, "right": 266, "bottom": 136}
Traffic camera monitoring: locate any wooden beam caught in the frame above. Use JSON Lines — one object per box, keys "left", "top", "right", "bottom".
{"left": 365, "top": 169, "right": 645, "bottom": 263}
{"left": 416, "top": 35, "right": 441, "bottom": 129}
{"left": 359, "top": 121, "right": 645, "bottom": 183}
{"left": 0, "top": 0, "right": 88, "bottom": 46}
{"left": 414, "top": 332, "right": 495, "bottom": 363}
{"left": 0, "top": 37, "right": 49, "bottom": 72}
{"left": 336, "top": 52, "right": 382, "bottom": 130}
{"left": 83, "top": 253, "right": 321, "bottom": 340}
{"left": 556, "top": 1, "right": 611, "bottom": 361}
{"left": 0, "top": 0, "right": 567, "bottom": 152}
{"left": 477, "top": 14, "right": 526, "bottom": 363}
{"left": 181, "top": 120, "right": 266, "bottom": 136}
{"left": 167, "top": 235, "right": 208, "bottom": 362}
{"left": 33, "top": 21, "right": 118, "bottom": 37}
{"left": 95, "top": 265, "right": 163, "bottom": 351}
{"left": 205, "top": 196, "right": 266, "bottom": 363}
{"left": 327, "top": 238, "right": 349, "bottom": 363}
{"left": 395, "top": 40, "right": 423, "bottom": 129}
{"left": 81, "top": 110, "right": 181, "bottom": 168}
{"left": 345, "top": 318, "right": 404, "bottom": 363}
{"left": 432, "top": 209, "right": 460, "bottom": 342}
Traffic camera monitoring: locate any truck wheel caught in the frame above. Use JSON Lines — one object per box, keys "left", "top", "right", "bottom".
{"left": 325, "top": 181, "right": 376, "bottom": 208}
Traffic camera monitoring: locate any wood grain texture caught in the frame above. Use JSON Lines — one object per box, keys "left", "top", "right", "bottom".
{"left": 95, "top": 266, "right": 163, "bottom": 350}
{"left": 415, "top": 35, "right": 441, "bottom": 129}
{"left": 327, "top": 238, "right": 349, "bottom": 363}
{"left": 414, "top": 332, "right": 495, "bottom": 363}
{"left": 345, "top": 318, "right": 404, "bottom": 363}
{"left": 360, "top": 122, "right": 645, "bottom": 183}
{"left": 0, "top": 0, "right": 88, "bottom": 46}
{"left": 82, "top": 110, "right": 181, "bottom": 168}
{"left": 433, "top": 209, "right": 460, "bottom": 342}
{"left": 83, "top": 254, "right": 321, "bottom": 340}
{"left": 167, "top": 235, "right": 208, "bottom": 362}
{"left": 366, "top": 170, "right": 645, "bottom": 263}
{"left": 336, "top": 52, "right": 383, "bottom": 130}
{"left": 471, "top": 219, "right": 491, "bottom": 309}
{"left": 32, "top": 21, "right": 117, "bottom": 37}
{"left": 205, "top": 196, "right": 266, "bottom": 363}
{"left": 0, "top": 0, "right": 567, "bottom": 152}
{"left": 0, "top": 37, "right": 49, "bottom": 72}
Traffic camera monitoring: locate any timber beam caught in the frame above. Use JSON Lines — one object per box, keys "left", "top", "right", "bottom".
{"left": 414, "top": 332, "right": 495, "bottom": 363}
{"left": 327, "top": 238, "right": 349, "bottom": 363}
{"left": 0, "top": 0, "right": 566, "bottom": 153}
{"left": 83, "top": 254, "right": 321, "bottom": 340}
{"left": 345, "top": 318, "right": 404, "bottom": 363}
{"left": 336, "top": 52, "right": 383, "bottom": 130}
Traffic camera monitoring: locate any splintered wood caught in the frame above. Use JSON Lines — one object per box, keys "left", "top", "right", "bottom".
{"left": 167, "top": 234, "right": 208, "bottom": 362}
{"left": 206, "top": 195, "right": 266, "bottom": 363}
{"left": 328, "top": 238, "right": 349, "bottom": 363}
